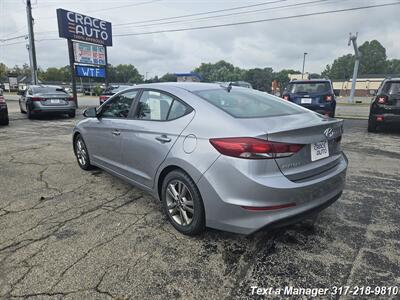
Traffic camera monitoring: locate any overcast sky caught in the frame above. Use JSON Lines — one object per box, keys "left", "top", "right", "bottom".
{"left": 0, "top": 0, "right": 399, "bottom": 77}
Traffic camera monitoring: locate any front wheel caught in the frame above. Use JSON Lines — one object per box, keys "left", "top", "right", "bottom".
{"left": 161, "top": 170, "right": 205, "bottom": 236}
{"left": 74, "top": 135, "right": 94, "bottom": 170}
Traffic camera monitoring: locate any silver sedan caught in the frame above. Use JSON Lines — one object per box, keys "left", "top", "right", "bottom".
{"left": 73, "top": 83, "right": 348, "bottom": 235}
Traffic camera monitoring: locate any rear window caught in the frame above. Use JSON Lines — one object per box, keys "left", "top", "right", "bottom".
{"left": 33, "top": 87, "right": 66, "bottom": 94}
{"left": 382, "top": 81, "right": 400, "bottom": 95}
{"left": 287, "top": 82, "right": 331, "bottom": 94}
{"left": 194, "top": 88, "right": 305, "bottom": 118}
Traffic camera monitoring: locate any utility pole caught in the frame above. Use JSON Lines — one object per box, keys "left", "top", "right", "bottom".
{"left": 301, "top": 52, "right": 308, "bottom": 79}
{"left": 348, "top": 32, "right": 360, "bottom": 104}
{"left": 26, "top": 0, "right": 38, "bottom": 84}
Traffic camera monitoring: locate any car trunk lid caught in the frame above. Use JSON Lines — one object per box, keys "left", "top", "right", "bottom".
{"left": 34, "top": 93, "right": 70, "bottom": 106}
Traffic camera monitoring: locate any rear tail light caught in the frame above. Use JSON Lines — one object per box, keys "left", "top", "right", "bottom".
{"left": 209, "top": 137, "right": 303, "bottom": 159}
{"left": 31, "top": 97, "right": 45, "bottom": 101}
{"left": 376, "top": 115, "right": 384, "bottom": 122}
{"left": 283, "top": 95, "right": 289, "bottom": 100}
{"left": 68, "top": 97, "right": 74, "bottom": 101}
{"left": 99, "top": 96, "right": 108, "bottom": 102}
{"left": 0, "top": 96, "right": 5, "bottom": 103}
{"left": 325, "top": 95, "right": 333, "bottom": 101}
{"left": 376, "top": 95, "right": 387, "bottom": 104}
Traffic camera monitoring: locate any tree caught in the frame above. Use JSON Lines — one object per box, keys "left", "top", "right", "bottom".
{"left": 386, "top": 59, "right": 400, "bottom": 75}
{"left": 108, "top": 64, "right": 143, "bottom": 83}
{"left": 193, "top": 60, "right": 245, "bottom": 82}
{"left": 358, "top": 40, "right": 387, "bottom": 74}
{"left": 321, "top": 54, "right": 354, "bottom": 80}
{"left": 272, "top": 69, "right": 300, "bottom": 92}
{"left": 243, "top": 68, "right": 273, "bottom": 92}
{"left": 160, "top": 73, "right": 177, "bottom": 82}
{"left": 0, "top": 63, "right": 7, "bottom": 81}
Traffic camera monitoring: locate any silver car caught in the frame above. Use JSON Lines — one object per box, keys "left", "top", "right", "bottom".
{"left": 73, "top": 83, "right": 347, "bottom": 235}
{"left": 19, "top": 85, "right": 76, "bottom": 118}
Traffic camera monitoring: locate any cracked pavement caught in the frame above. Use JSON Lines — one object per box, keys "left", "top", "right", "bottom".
{"left": 0, "top": 102, "right": 399, "bottom": 299}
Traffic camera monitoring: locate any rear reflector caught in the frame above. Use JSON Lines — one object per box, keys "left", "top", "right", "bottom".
{"left": 31, "top": 97, "right": 45, "bottom": 101}
{"left": 325, "top": 95, "right": 333, "bottom": 101}
{"left": 376, "top": 115, "right": 384, "bottom": 122}
{"left": 241, "top": 203, "right": 296, "bottom": 211}
{"left": 209, "top": 137, "right": 303, "bottom": 159}
{"left": 283, "top": 95, "right": 289, "bottom": 100}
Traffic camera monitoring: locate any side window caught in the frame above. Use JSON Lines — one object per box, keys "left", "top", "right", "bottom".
{"left": 136, "top": 90, "right": 173, "bottom": 121}
{"left": 168, "top": 100, "right": 189, "bottom": 120}
{"left": 101, "top": 90, "right": 138, "bottom": 118}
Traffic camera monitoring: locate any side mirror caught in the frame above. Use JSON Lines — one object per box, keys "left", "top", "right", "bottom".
{"left": 369, "top": 89, "right": 376, "bottom": 96}
{"left": 83, "top": 107, "right": 97, "bottom": 118}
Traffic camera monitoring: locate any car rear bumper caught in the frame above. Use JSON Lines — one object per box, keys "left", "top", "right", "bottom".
{"left": 299, "top": 103, "right": 336, "bottom": 114}
{"left": 31, "top": 102, "right": 76, "bottom": 113}
{"left": 371, "top": 113, "right": 400, "bottom": 123}
{"left": 197, "top": 153, "right": 348, "bottom": 235}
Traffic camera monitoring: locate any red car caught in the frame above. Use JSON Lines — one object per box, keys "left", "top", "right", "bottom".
{"left": 99, "top": 85, "right": 132, "bottom": 105}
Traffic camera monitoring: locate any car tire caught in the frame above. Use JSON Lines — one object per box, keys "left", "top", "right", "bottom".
{"left": 0, "top": 115, "right": 9, "bottom": 126}
{"left": 161, "top": 170, "right": 205, "bottom": 236}
{"left": 367, "top": 117, "right": 377, "bottom": 133}
{"left": 68, "top": 111, "right": 76, "bottom": 118}
{"left": 27, "top": 105, "right": 34, "bottom": 119}
{"left": 74, "top": 134, "right": 94, "bottom": 170}
{"left": 20, "top": 102, "right": 26, "bottom": 114}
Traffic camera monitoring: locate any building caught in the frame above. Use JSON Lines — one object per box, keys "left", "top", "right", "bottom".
{"left": 175, "top": 72, "right": 202, "bottom": 82}
{"left": 332, "top": 74, "right": 400, "bottom": 97}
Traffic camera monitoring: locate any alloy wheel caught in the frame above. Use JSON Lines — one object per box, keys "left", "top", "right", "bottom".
{"left": 75, "top": 138, "right": 88, "bottom": 166}
{"left": 166, "top": 180, "right": 194, "bottom": 226}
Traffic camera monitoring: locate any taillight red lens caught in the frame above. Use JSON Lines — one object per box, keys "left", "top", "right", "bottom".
{"left": 31, "top": 97, "right": 44, "bottom": 101}
{"left": 99, "top": 96, "right": 108, "bottom": 101}
{"left": 0, "top": 96, "right": 5, "bottom": 103}
{"left": 377, "top": 95, "right": 387, "bottom": 104}
{"left": 209, "top": 137, "right": 303, "bottom": 159}
{"left": 68, "top": 97, "right": 74, "bottom": 101}
{"left": 283, "top": 95, "right": 289, "bottom": 100}
{"left": 325, "top": 95, "right": 333, "bottom": 101}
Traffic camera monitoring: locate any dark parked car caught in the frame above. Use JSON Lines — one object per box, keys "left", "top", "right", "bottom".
{"left": 0, "top": 90, "right": 9, "bottom": 126}
{"left": 99, "top": 85, "right": 132, "bottom": 105}
{"left": 19, "top": 85, "right": 76, "bottom": 119}
{"left": 368, "top": 78, "right": 400, "bottom": 132}
{"left": 282, "top": 79, "right": 336, "bottom": 117}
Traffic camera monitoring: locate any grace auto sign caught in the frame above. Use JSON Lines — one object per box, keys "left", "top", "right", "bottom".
{"left": 57, "top": 9, "right": 112, "bottom": 46}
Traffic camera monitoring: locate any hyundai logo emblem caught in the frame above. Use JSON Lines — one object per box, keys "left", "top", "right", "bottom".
{"left": 324, "top": 128, "right": 334, "bottom": 138}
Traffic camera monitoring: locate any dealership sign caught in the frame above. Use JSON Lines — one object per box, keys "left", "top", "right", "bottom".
{"left": 75, "top": 65, "right": 106, "bottom": 78}
{"left": 73, "top": 42, "right": 105, "bottom": 65}
{"left": 57, "top": 9, "right": 112, "bottom": 46}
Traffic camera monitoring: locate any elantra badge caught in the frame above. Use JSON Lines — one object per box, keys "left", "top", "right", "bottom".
{"left": 324, "top": 128, "right": 334, "bottom": 138}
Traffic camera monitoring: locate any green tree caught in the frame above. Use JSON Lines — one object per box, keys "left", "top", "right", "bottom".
{"left": 243, "top": 67, "right": 273, "bottom": 92}
{"left": 0, "top": 63, "right": 7, "bottom": 81}
{"left": 193, "top": 60, "right": 245, "bottom": 82}
{"left": 386, "top": 59, "right": 400, "bottom": 74}
{"left": 321, "top": 54, "right": 354, "bottom": 80}
{"left": 160, "top": 73, "right": 177, "bottom": 82}
{"left": 108, "top": 64, "right": 143, "bottom": 83}
{"left": 358, "top": 40, "right": 387, "bottom": 74}
{"left": 272, "top": 69, "right": 300, "bottom": 92}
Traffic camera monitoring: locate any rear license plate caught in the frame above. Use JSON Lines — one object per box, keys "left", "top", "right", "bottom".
{"left": 50, "top": 99, "right": 61, "bottom": 104}
{"left": 301, "top": 98, "right": 312, "bottom": 104}
{"left": 311, "top": 140, "right": 329, "bottom": 161}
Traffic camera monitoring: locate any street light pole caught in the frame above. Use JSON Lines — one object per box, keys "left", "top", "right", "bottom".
{"left": 301, "top": 52, "right": 308, "bottom": 79}
{"left": 26, "top": 0, "right": 38, "bottom": 85}
{"left": 348, "top": 32, "right": 360, "bottom": 104}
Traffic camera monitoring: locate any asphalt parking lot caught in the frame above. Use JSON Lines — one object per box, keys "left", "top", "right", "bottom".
{"left": 1, "top": 101, "right": 399, "bottom": 299}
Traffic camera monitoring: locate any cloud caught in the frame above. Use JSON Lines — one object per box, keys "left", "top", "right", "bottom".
{"left": 1, "top": 0, "right": 399, "bottom": 77}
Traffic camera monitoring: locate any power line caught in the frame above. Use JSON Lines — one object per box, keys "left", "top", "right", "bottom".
{"left": 113, "top": 2, "right": 400, "bottom": 37}
{"left": 116, "top": 0, "right": 333, "bottom": 30}
{"left": 0, "top": 34, "right": 27, "bottom": 42}
{"left": 113, "top": 0, "right": 289, "bottom": 27}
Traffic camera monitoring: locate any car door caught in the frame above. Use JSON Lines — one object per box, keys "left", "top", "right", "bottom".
{"left": 83, "top": 89, "right": 139, "bottom": 174}
{"left": 120, "top": 89, "right": 195, "bottom": 188}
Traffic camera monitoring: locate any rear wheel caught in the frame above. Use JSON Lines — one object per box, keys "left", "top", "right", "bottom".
{"left": 161, "top": 170, "right": 205, "bottom": 236}
{"left": 0, "top": 113, "right": 9, "bottom": 126}
{"left": 68, "top": 111, "right": 76, "bottom": 118}
{"left": 27, "top": 105, "right": 34, "bottom": 119}
{"left": 368, "top": 117, "right": 377, "bottom": 133}
{"left": 74, "top": 135, "right": 94, "bottom": 170}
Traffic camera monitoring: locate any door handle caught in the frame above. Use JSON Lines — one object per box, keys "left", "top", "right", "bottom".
{"left": 155, "top": 135, "right": 171, "bottom": 143}
{"left": 112, "top": 130, "right": 121, "bottom": 136}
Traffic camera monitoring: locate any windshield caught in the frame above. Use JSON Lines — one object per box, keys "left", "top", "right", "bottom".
{"left": 382, "top": 81, "right": 400, "bottom": 95}
{"left": 33, "top": 87, "right": 67, "bottom": 94}
{"left": 194, "top": 88, "right": 305, "bottom": 118}
{"left": 287, "top": 82, "right": 331, "bottom": 94}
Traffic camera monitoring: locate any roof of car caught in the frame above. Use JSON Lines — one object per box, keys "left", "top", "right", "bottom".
{"left": 289, "top": 79, "right": 331, "bottom": 83}
{"left": 29, "top": 85, "right": 63, "bottom": 89}
{"left": 133, "top": 82, "right": 225, "bottom": 92}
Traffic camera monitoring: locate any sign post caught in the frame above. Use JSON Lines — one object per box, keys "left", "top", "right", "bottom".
{"left": 57, "top": 9, "right": 112, "bottom": 108}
